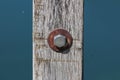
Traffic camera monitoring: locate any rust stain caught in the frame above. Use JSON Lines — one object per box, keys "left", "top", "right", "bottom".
{"left": 47, "top": 29, "right": 73, "bottom": 52}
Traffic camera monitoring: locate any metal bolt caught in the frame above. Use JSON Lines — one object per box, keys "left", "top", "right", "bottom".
{"left": 47, "top": 29, "right": 73, "bottom": 52}
{"left": 54, "top": 34, "right": 66, "bottom": 48}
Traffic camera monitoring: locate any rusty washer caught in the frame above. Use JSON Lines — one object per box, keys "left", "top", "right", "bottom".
{"left": 47, "top": 29, "right": 73, "bottom": 52}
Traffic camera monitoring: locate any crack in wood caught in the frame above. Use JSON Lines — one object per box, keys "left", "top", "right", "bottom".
{"left": 35, "top": 58, "right": 79, "bottom": 63}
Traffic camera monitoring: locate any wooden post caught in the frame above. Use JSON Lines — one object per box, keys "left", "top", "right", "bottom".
{"left": 33, "top": 0, "right": 83, "bottom": 80}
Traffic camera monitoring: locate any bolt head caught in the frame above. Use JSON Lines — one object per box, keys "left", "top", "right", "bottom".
{"left": 54, "top": 34, "right": 66, "bottom": 48}
{"left": 47, "top": 29, "right": 73, "bottom": 52}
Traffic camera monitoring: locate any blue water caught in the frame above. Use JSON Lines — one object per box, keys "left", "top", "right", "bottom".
{"left": 0, "top": 0, "right": 120, "bottom": 80}
{"left": 84, "top": 0, "right": 120, "bottom": 80}
{"left": 0, "top": 0, "right": 32, "bottom": 80}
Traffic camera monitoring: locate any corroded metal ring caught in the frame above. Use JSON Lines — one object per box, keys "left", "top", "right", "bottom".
{"left": 47, "top": 29, "right": 73, "bottom": 52}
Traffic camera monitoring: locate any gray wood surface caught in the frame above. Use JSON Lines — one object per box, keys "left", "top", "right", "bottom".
{"left": 33, "top": 0, "right": 83, "bottom": 80}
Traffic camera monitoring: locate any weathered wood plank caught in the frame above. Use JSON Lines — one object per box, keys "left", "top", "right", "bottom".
{"left": 33, "top": 0, "right": 83, "bottom": 80}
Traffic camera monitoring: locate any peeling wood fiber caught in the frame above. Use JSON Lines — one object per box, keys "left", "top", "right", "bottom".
{"left": 33, "top": 0, "right": 83, "bottom": 80}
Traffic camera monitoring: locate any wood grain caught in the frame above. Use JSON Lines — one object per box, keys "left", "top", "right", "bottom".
{"left": 33, "top": 0, "right": 83, "bottom": 80}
